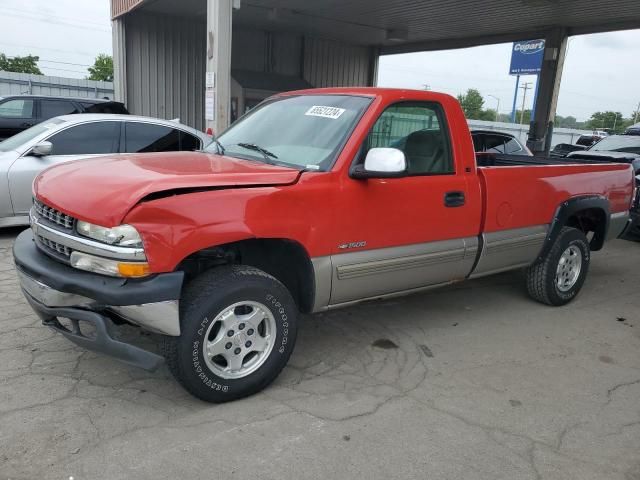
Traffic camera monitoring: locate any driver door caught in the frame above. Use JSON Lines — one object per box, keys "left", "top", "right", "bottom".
{"left": 7, "top": 121, "right": 121, "bottom": 215}
{"left": 331, "top": 101, "right": 481, "bottom": 305}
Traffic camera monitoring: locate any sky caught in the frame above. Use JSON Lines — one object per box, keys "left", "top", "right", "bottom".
{"left": 379, "top": 29, "right": 640, "bottom": 122}
{"left": 0, "top": 0, "right": 638, "bottom": 122}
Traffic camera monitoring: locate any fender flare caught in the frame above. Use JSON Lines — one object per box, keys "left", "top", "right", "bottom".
{"left": 538, "top": 195, "right": 610, "bottom": 261}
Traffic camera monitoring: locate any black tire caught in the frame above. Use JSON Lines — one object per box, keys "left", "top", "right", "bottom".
{"left": 526, "top": 227, "right": 590, "bottom": 306}
{"left": 161, "top": 265, "right": 298, "bottom": 402}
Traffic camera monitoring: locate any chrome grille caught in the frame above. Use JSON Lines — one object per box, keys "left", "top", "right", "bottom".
{"left": 37, "top": 235, "right": 71, "bottom": 258}
{"left": 34, "top": 200, "right": 75, "bottom": 229}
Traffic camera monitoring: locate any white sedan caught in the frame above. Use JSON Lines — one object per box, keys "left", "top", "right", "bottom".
{"left": 0, "top": 114, "right": 212, "bottom": 227}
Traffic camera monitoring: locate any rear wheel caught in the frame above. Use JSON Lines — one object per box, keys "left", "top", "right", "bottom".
{"left": 526, "top": 227, "right": 590, "bottom": 306}
{"left": 162, "top": 265, "right": 298, "bottom": 402}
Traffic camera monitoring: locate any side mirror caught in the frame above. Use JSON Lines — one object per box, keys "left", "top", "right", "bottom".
{"left": 351, "top": 148, "right": 407, "bottom": 179}
{"left": 30, "top": 141, "right": 53, "bottom": 157}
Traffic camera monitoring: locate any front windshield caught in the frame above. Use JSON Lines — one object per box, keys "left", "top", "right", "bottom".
{"left": 590, "top": 135, "right": 640, "bottom": 154}
{"left": 0, "top": 118, "right": 66, "bottom": 152}
{"left": 208, "top": 95, "right": 372, "bottom": 171}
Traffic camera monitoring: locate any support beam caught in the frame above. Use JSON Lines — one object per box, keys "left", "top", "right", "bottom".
{"left": 206, "top": 0, "right": 233, "bottom": 135}
{"left": 111, "top": 18, "right": 127, "bottom": 104}
{"left": 526, "top": 28, "right": 568, "bottom": 155}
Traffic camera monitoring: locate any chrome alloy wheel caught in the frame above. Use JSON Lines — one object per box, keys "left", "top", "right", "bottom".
{"left": 203, "top": 301, "right": 276, "bottom": 379}
{"left": 555, "top": 245, "right": 582, "bottom": 292}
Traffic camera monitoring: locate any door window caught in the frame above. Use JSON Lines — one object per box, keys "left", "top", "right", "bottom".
{"left": 365, "top": 102, "right": 453, "bottom": 175}
{"left": 504, "top": 137, "right": 523, "bottom": 154}
{"left": 125, "top": 122, "right": 181, "bottom": 152}
{"left": 180, "top": 132, "right": 201, "bottom": 151}
{"left": 81, "top": 101, "right": 129, "bottom": 114}
{"left": 484, "top": 135, "right": 508, "bottom": 153}
{"left": 40, "top": 100, "right": 78, "bottom": 119}
{"left": 0, "top": 99, "right": 34, "bottom": 118}
{"left": 46, "top": 122, "right": 120, "bottom": 155}
{"left": 471, "top": 134, "right": 483, "bottom": 152}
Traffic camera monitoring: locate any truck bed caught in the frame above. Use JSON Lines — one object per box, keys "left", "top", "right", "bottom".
{"left": 476, "top": 157, "right": 633, "bottom": 235}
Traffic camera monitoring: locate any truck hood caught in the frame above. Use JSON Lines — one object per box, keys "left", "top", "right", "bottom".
{"left": 34, "top": 152, "right": 302, "bottom": 226}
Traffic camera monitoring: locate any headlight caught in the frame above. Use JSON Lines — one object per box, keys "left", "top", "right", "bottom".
{"left": 70, "top": 252, "right": 150, "bottom": 278}
{"left": 76, "top": 221, "right": 143, "bottom": 247}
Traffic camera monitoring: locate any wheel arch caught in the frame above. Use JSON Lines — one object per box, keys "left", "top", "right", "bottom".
{"left": 538, "top": 195, "right": 610, "bottom": 261}
{"left": 176, "top": 237, "right": 316, "bottom": 313}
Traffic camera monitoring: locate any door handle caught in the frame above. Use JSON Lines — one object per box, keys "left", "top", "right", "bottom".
{"left": 444, "top": 191, "right": 465, "bottom": 207}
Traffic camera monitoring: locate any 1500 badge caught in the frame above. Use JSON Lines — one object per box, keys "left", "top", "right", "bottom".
{"left": 338, "top": 241, "right": 367, "bottom": 250}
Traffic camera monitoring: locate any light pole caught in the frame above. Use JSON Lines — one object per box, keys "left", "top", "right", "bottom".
{"left": 487, "top": 95, "right": 500, "bottom": 122}
{"left": 519, "top": 82, "right": 532, "bottom": 125}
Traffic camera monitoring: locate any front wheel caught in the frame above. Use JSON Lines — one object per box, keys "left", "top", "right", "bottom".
{"left": 162, "top": 265, "right": 298, "bottom": 402}
{"left": 526, "top": 227, "right": 590, "bottom": 306}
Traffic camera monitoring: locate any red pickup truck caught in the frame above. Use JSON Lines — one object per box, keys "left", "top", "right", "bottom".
{"left": 14, "top": 88, "right": 635, "bottom": 402}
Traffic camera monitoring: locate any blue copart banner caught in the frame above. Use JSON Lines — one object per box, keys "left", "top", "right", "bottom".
{"left": 509, "top": 39, "right": 545, "bottom": 75}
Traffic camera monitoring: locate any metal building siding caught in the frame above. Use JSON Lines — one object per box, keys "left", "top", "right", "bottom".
{"left": 232, "top": 29, "right": 268, "bottom": 72}
{"left": 303, "top": 37, "right": 372, "bottom": 87}
{"left": 124, "top": 12, "right": 206, "bottom": 130}
{"left": 111, "top": 0, "right": 146, "bottom": 19}
{"left": 0, "top": 71, "right": 114, "bottom": 98}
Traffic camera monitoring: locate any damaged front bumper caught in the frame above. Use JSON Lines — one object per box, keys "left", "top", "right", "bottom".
{"left": 13, "top": 229, "right": 184, "bottom": 370}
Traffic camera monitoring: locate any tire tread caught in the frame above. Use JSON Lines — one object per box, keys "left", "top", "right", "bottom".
{"left": 161, "top": 265, "right": 294, "bottom": 402}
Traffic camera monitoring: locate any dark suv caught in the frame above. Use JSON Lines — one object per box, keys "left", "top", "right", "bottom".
{"left": 0, "top": 95, "right": 128, "bottom": 140}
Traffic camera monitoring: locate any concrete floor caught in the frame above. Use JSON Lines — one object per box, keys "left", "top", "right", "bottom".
{"left": 0, "top": 227, "right": 639, "bottom": 480}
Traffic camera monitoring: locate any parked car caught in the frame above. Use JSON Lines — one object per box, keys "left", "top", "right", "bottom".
{"left": 575, "top": 133, "right": 607, "bottom": 147}
{"left": 471, "top": 130, "right": 532, "bottom": 156}
{"left": 550, "top": 142, "right": 587, "bottom": 158}
{"left": 0, "top": 114, "right": 211, "bottom": 227}
{"left": 14, "top": 88, "right": 635, "bottom": 402}
{"left": 566, "top": 134, "right": 640, "bottom": 172}
{"left": 0, "top": 95, "right": 128, "bottom": 140}
{"left": 626, "top": 123, "right": 640, "bottom": 135}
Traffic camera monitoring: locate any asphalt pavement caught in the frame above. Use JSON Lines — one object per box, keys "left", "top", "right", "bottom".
{"left": 1, "top": 227, "right": 639, "bottom": 480}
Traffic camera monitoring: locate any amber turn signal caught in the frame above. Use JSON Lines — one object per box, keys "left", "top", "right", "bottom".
{"left": 117, "top": 262, "right": 151, "bottom": 278}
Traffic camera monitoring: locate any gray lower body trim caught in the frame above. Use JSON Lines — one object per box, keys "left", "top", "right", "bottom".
{"left": 323, "top": 280, "right": 456, "bottom": 311}
{"left": 311, "top": 257, "right": 332, "bottom": 312}
{"left": 317, "top": 237, "right": 478, "bottom": 307}
{"left": 469, "top": 225, "right": 548, "bottom": 279}
{"left": 607, "top": 211, "right": 630, "bottom": 241}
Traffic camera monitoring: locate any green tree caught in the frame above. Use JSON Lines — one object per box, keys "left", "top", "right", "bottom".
{"left": 87, "top": 54, "right": 114, "bottom": 82}
{"left": 556, "top": 115, "right": 579, "bottom": 129}
{"left": 514, "top": 109, "right": 532, "bottom": 125}
{"left": 586, "top": 111, "right": 627, "bottom": 133}
{"left": 476, "top": 108, "right": 498, "bottom": 121}
{"left": 456, "top": 89, "right": 485, "bottom": 119}
{"left": 0, "top": 53, "right": 42, "bottom": 74}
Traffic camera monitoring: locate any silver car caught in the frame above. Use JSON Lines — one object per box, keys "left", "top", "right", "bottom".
{"left": 0, "top": 114, "right": 212, "bottom": 227}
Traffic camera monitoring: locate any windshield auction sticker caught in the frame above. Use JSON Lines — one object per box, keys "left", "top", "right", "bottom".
{"left": 305, "top": 106, "right": 346, "bottom": 120}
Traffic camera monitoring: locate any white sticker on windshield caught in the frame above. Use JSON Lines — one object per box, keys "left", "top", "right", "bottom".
{"left": 305, "top": 105, "right": 346, "bottom": 120}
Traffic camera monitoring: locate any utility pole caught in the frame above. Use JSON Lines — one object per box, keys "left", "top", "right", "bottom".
{"left": 519, "top": 82, "right": 532, "bottom": 125}
{"left": 634, "top": 101, "right": 640, "bottom": 124}
{"left": 488, "top": 94, "right": 500, "bottom": 122}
